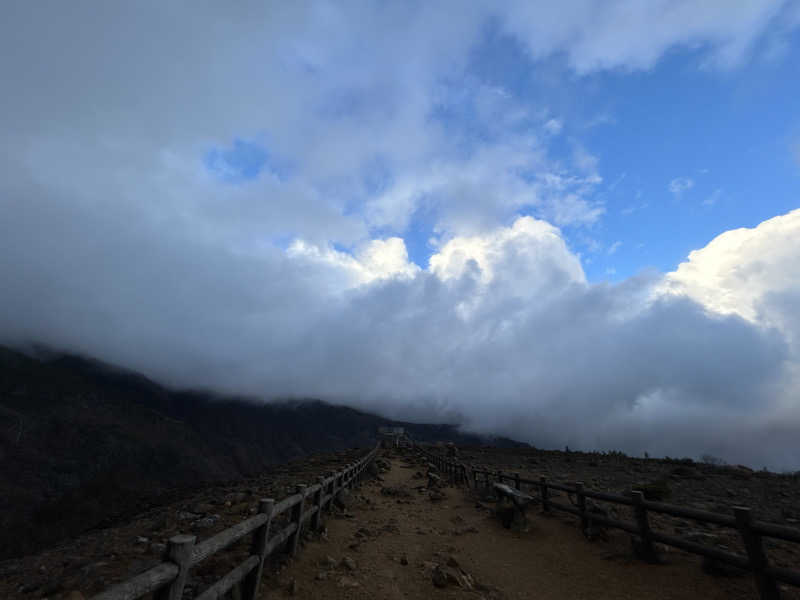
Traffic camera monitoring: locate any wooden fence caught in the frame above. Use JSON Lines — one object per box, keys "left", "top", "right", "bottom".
{"left": 414, "top": 442, "right": 800, "bottom": 600}
{"left": 89, "top": 444, "right": 380, "bottom": 600}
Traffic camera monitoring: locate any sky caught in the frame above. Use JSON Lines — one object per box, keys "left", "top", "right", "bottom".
{"left": 1, "top": 1, "right": 800, "bottom": 469}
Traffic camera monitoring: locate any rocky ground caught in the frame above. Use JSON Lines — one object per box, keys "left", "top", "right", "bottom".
{"left": 3, "top": 445, "right": 799, "bottom": 600}
{"left": 457, "top": 446, "right": 800, "bottom": 571}
{"left": 266, "top": 448, "right": 798, "bottom": 599}
{"left": 0, "top": 448, "right": 367, "bottom": 600}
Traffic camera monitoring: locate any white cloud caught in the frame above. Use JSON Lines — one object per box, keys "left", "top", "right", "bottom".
{"left": 544, "top": 118, "right": 563, "bottom": 134}
{"left": 499, "top": 0, "right": 793, "bottom": 73}
{"left": 668, "top": 176, "right": 695, "bottom": 197}
{"left": 429, "top": 216, "right": 585, "bottom": 285}
{"left": 660, "top": 209, "right": 800, "bottom": 443}
{"left": 288, "top": 237, "right": 420, "bottom": 288}
{"left": 662, "top": 208, "right": 800, "bottom": 332}
{"left": 608, "top": 241, "right": 623, "bottom": 255}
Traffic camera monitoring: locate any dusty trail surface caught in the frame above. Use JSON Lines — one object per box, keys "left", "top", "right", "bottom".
{"left": 264, "top": 450, "right": 769, "bottom": 599}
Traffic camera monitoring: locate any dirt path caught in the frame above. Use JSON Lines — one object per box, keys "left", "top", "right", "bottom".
{"left": 262, "top": 451, "right": 764, "bottom": 599}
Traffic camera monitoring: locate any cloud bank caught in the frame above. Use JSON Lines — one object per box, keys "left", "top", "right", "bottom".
{"left": 3, "top": 203, "right": 799, "bottom": 468}
{"left": 1, "top": 2, "right": 799, "bottom": 469}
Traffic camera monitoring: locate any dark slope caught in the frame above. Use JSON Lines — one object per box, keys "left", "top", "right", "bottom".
{"left": 0, "top": 346, "right": 523, "bottom": 558}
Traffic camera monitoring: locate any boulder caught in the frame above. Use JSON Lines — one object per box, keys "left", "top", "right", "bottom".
{"left": 334, "top": 489, "right": 352, "bottom": 509}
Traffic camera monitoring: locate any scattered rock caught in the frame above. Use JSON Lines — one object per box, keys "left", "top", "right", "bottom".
{"left": 192, "top": 502, "right": 216, "bottom": 514}
{"left": 192, "top": 515, "right": 220, "bottom": 529}
{"left": 631, "top": 479, "right": 671, "bottom": 501}
{"left": 400, "top": 554, "right": 409, "bottom": 566}
{"left": 151, "top": 543, "right": 167, "bottom": 554}
{"left": 66, "top": 592, "right": 85, "bottom": 600}
{"left": 226, "top": 492, "right": 247, "bottom": 504}
{"left": 431, "top": 564, "right": 473, "bottom": 589}
{"left": 334, "top": 489, "right": 352, "bottom": 509}
{"left": 338, "top": 576, "right": 360, "bottom": 588}
{"left": 341, "top": 556, "right": 357, "bottom": 571}
{"left": 381, "top": 485, "right": 412, "bottom": 497}
{"left": 320, "top": 555, "right": 337, "bottom": 568}
{"left": 432, "top": 565, "right": 449, "bottom": 588}
{"left": 429, "top": 489, "right": 446, "bottom": 502}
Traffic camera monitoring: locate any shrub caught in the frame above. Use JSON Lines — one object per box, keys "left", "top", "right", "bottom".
{"left": 632, "top": 478, "right": 671, "bottom": 501}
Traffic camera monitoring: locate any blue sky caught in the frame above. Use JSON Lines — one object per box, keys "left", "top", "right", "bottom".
{"left": 570, "top": 47, "right": 800, "bottom": 280}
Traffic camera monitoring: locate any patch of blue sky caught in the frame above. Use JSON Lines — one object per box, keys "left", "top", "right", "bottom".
{"left": 205, "top": 138, "right": 291, "bottom": 183}
{"left": 400, "top": 203, "right": 439, "bottom": 269}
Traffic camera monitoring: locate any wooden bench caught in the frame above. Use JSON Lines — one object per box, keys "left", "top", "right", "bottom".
{"left": 493, "top": 483, "right": 535, "bottom": 528}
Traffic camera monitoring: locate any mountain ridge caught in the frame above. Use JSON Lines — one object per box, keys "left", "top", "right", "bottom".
{"left": 0, "top": 344, "right": 523, "bottom": 559}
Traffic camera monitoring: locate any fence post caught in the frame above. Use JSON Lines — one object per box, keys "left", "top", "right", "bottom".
{"left": 575, "top": 482, "right": 587, "bottom": 532}
{"left": 734, "top": 507, "right": 780, "bottom": 600}
{"left": 242, "top": 499, "right": 274, "bottom": 600}
{"left": 313, "top": 477, "right": 325, "bottom": 530}
{"left": 514, "top": 473, "right": 521, "bottom": 491}
{"left": 154, "top": 534, "right": 196, "bottom": 600}
{"left": 540, "top": 477, "right": 550, "bottom": 512}
{"left": 289, "top": 484, "right": 307, "bottom": 556}
{"left": 332, "top": 471, "right": 340, "bottom": 503}
{"left": 324, "top": 471, "right": 334, "bottom": 512}
{"left": 632, "top": 491, "right": 658, "bottom": 563}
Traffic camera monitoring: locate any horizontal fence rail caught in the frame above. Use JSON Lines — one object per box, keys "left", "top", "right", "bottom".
{"left": 413, "top": 441, "right": 800, "bottom": 600}
{"left": 90, "top": 444, "right": 380, "bottom": 600}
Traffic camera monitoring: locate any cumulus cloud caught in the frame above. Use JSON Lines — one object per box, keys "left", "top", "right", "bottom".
{"left": 663, "top": 209, "right": 800, "bottom": 333}
{"left": 1, "top": 2, "right": 799, "bottom": 470}
{"left": 288, "top": 237, "right": 420, "bottom": 286}
{"left": 2, "top": 198, "right": 798, "bottom": 468}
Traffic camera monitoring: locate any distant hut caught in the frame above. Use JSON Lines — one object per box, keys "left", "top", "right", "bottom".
{"left": 378, "top": 426, "right": 406, "bottom": 448}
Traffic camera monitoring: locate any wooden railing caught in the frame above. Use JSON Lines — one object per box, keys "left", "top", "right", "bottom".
{"left": 90, "top": 444, "right": 380, "bottom": 600}
{"left": 414, "top": 442, "right": 800, "bottom": 600}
